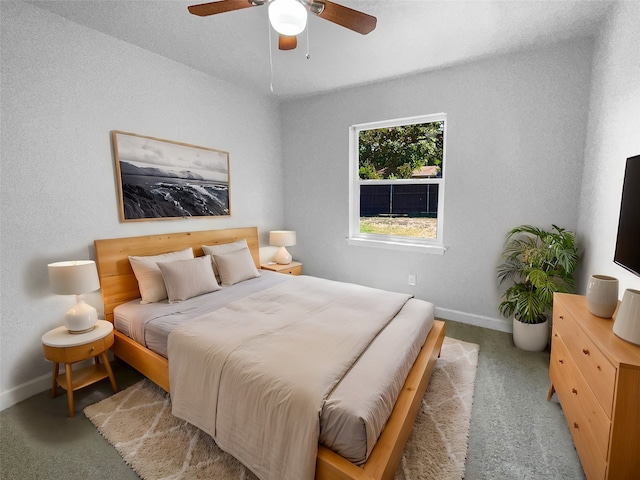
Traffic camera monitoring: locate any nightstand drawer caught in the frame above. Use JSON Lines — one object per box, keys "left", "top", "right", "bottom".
{"left": 43, "top": 333, "right": 113, "bottom": 364}
{"left": 280, "top": 265, "right": 302, "bottom": 275}
{"left": 65, "top": 336, "right": 111, "bottom": 363}
{"left": 554, "top": 309, "right": 616, "bottom": 415}
{"left": 261, "top": 261, "right": 302, "bottom": 275}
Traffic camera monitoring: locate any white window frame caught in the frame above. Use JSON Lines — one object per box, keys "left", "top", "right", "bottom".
{"left": 348, "top": 113, "right": 447, "bottom": 254}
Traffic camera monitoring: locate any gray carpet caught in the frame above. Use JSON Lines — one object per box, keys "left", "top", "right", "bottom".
{"left": 446, "top": 322, "right": 585, "bottom": 479}
{"left": 0, "top": 320, "right": 585, "bottom": 479}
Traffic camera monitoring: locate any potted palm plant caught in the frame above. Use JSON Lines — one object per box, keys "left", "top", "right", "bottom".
{"left": 497, "top": 225, "right": 579, "bottom": 351}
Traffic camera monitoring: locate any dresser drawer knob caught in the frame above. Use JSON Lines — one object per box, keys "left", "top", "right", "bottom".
{"left": 558, "top": 359, "right": 564, "bottom": 364}
{"left": 90, "top": 347, "right": 95, "bottom": 352}
{"left": 572, "top": 388, "right": 578, "bottom": 395}
{"left": 573, "top": 422, "right": 579, "bottom": 429}
{"left": 582, "top": 348, "right": 590, "bottom": 356}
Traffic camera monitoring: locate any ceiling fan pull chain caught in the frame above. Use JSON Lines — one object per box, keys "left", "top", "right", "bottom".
{"left": 268, "top": 14, "right": 275, "bottom": 92}
{"left": 306, "top": 19, "right": 310, "bottom": 60}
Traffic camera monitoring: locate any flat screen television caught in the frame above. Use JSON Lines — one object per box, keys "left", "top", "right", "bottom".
{"left": 614, "top": 154, "right": 640, "bottom": 277}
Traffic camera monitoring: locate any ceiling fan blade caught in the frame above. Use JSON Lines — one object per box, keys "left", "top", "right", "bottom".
{"left": 279, "top": 35, "right": 298, "bottom": 50}
{"left": 314, "top": 1, "right": 377, "bottom": 35}
{"left": 188, "top": 0, "right": 258, "bottom": 17}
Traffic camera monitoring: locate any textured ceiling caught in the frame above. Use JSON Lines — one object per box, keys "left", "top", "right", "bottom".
{"left": 30, "top": 0, "right": 613, "bottom": 99}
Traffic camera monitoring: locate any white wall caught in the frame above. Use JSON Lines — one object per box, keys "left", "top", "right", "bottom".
{"left": 0, "top": 2, "right": 284, "bottom": 407}
{"left": 576, "top": 1, "right": 640, "bottom": 296}
{"left": 281, "top": 40, "right": 594, "bottom": 330}
{"left": 3, "top": 1, "right": 636, "bottom": 411}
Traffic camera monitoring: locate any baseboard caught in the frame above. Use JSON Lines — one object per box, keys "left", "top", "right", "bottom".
{"left": 435, "top": 307, "right": 512, "bottom": 333}
{"left": 0, "top": 372, "right": 51, "bottom": 412}
{"left": 1, "top": 357, "right": 99, "bottom": 412}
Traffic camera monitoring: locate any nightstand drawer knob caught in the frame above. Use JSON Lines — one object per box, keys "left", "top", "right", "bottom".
{"left": 558, "top": 359, "right": 564, "bottom": 364}
{"left": 90, "top": 347, "right": 95, "bottom": 352}
{"left": 573, "top": 422, "right": 579, "bottom": 429}
{"left": 582, "top": 348, "right": 590, "bottom": 355}
{"left": 572, "top": 388, "right": 578, "bottom": 395}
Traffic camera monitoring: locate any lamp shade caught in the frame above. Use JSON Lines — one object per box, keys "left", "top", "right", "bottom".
{"left": 268, "top": 0, "right": 307, "bottom": 36}
{"left": 270, "top": 230, "right": 296, "bottom": 247}
{"left": 48, "top": 260, "right": 100, "bottom": 295}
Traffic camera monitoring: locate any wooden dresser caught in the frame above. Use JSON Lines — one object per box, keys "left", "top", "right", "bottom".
{"left": 549, "top": 293, "right": 640, "bottom": 480}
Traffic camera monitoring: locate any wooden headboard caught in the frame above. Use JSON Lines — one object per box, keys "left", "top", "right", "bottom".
{"left": 94, "top": 227, "right": 260, "bottom": 322}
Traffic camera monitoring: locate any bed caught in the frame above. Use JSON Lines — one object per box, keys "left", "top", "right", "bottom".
{"left": 94, "top": 227, "right": 446, "bottom": 480}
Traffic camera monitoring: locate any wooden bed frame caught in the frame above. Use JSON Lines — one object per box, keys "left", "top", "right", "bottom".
{"left": 94, "top": 227, "right": 446, "bottom": 480}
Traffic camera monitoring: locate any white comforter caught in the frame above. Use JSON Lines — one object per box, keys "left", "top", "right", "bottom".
{"left": 168, "top": 275, "right": 411, "bottom": 480}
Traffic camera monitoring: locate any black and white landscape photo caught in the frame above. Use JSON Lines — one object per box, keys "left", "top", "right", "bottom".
{"left": 113, "top": 131, "right": 230, "bottom": 221}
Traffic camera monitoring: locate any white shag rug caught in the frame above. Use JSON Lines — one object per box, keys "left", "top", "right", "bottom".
{"left": 85, "top": 336, "right": 479, "bottom": 480}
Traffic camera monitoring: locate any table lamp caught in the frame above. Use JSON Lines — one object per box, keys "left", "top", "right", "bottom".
{"left": 48, "top": 260, "right": 101, "bottom": 333}
{"left": 269, "top": 230, "right": 296, "bottom": 265}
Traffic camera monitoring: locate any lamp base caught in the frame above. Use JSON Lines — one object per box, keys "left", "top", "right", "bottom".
{"left": 274, "top": 246, "right": 292, "bottom": 265}
{"left": 65, "top": 295, "right": 98, "bottom": 334}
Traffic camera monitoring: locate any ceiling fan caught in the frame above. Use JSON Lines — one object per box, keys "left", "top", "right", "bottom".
{"left": 188, "top": 0, "right": 377, "bottom": 51}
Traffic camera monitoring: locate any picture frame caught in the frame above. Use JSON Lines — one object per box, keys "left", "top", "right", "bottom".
{"left": 112, "top": 131, "right": 230, "bottom": 222}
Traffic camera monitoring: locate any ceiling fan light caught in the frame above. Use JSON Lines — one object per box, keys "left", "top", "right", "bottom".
{"left": 268, "top": 0, "right": 307, "bottom": 36}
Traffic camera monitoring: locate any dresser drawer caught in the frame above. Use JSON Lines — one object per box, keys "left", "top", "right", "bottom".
{"left": 557, "top": 396, "right": 607, "bottom": 480}
{"left": 550, "top": 294, "right": 640, "bottom": 480}
{"left": 554, "top": 309, "right": 616, "bottom": 416}
{"left": 550, "top": 332, "right": 611, "bottom": 462}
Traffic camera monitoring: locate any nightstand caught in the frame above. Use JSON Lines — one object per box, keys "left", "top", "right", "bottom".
{"left": 261, "top": 261, "right": 303, "bottom": 276}
{"left": 42, "top": 320, "right": 118, "bottom": 417}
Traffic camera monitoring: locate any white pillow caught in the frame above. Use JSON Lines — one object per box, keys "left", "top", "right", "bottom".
{"left": 213, "top": 247, "right": 261, "bottom": 286}
{"left": 157, "top": 256, "right": 221, "bottom": 303}
{"left": 129, "top": 247, "right": 194, "bottom": 303}
{"left": 202, "top": 238, "right": 248, "bottom": 278}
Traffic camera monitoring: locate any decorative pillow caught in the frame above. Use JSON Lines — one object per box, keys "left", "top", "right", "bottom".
{"left": 128, "top": 247, "right": 194, "bottom": 303}
{"left": 213, "top": 247, "right": 261, "bottom": 286}
{"left": 157, "top": 256, "right": 221, "bottom": 303}
{"left": 202, "top": 238, "right": 249, "bottom": 278}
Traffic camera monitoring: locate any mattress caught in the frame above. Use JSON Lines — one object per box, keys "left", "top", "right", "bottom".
{"left": 113, "top": 271, "right": 434, "bottom": 464}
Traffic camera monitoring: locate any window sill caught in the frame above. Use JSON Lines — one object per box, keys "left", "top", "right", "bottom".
{"left": 346, "top": 237, "right": 448, "bottom": 255}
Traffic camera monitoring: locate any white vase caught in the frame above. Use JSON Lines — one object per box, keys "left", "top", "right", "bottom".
{"left": 513, "top": 317, "right": 549, "bottom": 352}
{"left": 613, "top": 289, "right": 640, "bottom": 345}
{"left": 586, "top": 274, "right": 619, "bottom": 318}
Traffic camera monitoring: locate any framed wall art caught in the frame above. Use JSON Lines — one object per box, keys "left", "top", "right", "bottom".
{"left": 112, "top": 131, "right": 230, "bottom": 222}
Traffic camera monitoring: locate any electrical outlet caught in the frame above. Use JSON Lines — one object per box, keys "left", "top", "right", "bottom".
{"left": 408, "top": 273, "right": 417, "bottom": 286}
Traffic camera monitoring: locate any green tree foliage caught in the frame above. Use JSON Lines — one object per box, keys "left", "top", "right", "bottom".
{"left": 358, "top": 121, "right": 444, "bottom": 179}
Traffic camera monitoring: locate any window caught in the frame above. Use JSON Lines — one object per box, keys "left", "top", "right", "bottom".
{"left": 348, "top": 113, "right": 447, "bottom": 253}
